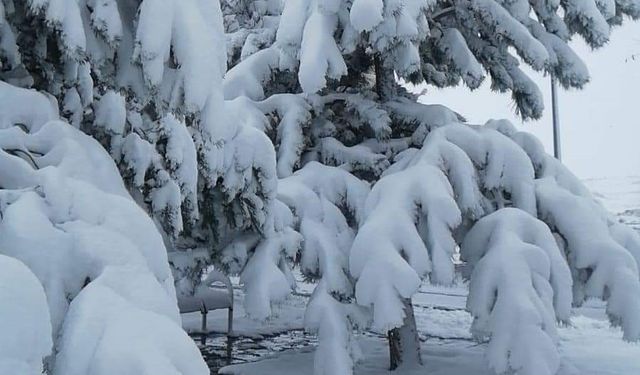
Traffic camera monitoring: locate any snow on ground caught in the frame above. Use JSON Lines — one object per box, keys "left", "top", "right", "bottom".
{"left": 219, "top": 335, "right": 493, "bottom": 375}
{"left": 181, "top": 276, "right": 305, "bottom": 338}
{"left": 584, "top": 176, "right": 640, "bottom": 231}
{"left": 188, "top": 177, "right": 640, "bottom": 374}
{"left": 218, "top": 286, "right": 640, "bottom": 375}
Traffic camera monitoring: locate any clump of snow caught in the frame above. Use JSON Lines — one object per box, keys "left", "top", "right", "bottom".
{"left": 462, "top": 208, "right": 572, "bottom": 375}
{"left": 94, "top": 90, "right": 126, "bottom": 136}
{"left": 536, "top": 178, "right": 640, "bottom": 341}
{"left": 54, "top": 279, "right": 208, "bottom": 375}
{"left": 0, "top": 255, "right": 52, "bottom": 375}
{"left": 0, "top": 82, "right": 207, "bottom": 375}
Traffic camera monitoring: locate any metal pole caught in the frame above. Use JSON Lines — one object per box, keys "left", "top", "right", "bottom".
{"left": 550, "top": 75, "right": 562, "bottom": 161}
{"left": 200, "top": 303, "right": 208, "bottom": 345}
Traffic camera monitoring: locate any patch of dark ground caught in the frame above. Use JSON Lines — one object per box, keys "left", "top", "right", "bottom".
{"left": 194, "top": 330, "right": 318, "bottom": 374}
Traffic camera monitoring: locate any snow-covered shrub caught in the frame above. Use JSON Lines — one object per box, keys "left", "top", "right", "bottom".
{"left": 0, "top": 82, "right": 207, "bottom": 375}
{"left": 279, "top": 162, "right": 371, "bottom": 372}
{"left": 536, "top": 179, "right": 640, "bottom": 339}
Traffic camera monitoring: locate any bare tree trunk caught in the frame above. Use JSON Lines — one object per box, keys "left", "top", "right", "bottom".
{"left": 388, "top": 298, "right": 423, "bottom": 370}
{"left": 374, "top": 54, "right": 396, "bottom": 101}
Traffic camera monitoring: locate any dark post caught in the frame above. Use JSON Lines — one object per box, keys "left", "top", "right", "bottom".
{"left": 200, "top": 303, "right": 208, "bottom": 345}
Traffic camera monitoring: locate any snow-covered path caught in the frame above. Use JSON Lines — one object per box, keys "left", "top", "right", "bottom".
{"left": 186, "top": 176, "right": 640, "bottom": 374}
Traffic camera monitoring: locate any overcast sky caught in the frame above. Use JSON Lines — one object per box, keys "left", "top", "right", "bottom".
{"left": 417, "top": 21, "right": 640, "bottom": 180}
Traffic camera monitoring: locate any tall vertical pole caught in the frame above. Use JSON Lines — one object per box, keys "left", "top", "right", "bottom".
{"left": 550, "top": 75, "right": 562, "bottom": 161}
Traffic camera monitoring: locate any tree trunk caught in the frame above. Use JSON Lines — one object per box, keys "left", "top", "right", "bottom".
{"left": 374, "top": 54, "right": 396, "bottom": 101}
{"left": 387, "top": 298, "right": 423, "bottom": 370}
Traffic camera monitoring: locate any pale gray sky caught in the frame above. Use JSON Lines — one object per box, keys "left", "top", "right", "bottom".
{"left": 418, "top": 21, "right": 640, "bottom": 179}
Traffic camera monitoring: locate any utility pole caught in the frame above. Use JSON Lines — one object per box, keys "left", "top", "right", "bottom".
{"left": 550, "top": 75, "right": 561, "bottom": 161}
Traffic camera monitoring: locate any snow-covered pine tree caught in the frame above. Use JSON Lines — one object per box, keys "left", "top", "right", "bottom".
{"left": 0, "top": 0, "right": 281, "bottom": 294}
{"left": 2, "top": 0, "right": 640, "bottom": 374}
{"left": 0, "top": 82, "right": 208, "bottom": 375}
{"left": 221, "top": 1, "right": 640, "bottom": 375}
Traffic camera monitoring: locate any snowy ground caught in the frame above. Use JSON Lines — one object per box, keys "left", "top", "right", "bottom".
{"left": 215, "top": 287, "right": 640, "bottom": 375}
{"left": 183, "top": 176, "right": 640, "bottom": 374}
{"left": 584, "top": 176, "right": 640, "bottom": 231}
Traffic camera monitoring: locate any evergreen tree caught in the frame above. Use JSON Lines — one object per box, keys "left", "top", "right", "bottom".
{"left": 222, "top": 1, "right": 640, "bottom": 374}
{"left": 1, "top": 1, "right": 640, "bottom": 375}
{"left": 0, "top": 0, "right": 281, "bottom": 295}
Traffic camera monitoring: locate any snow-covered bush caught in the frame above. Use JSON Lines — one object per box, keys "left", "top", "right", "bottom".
{"left": 0, "top": 82, "right": 207, "bottom": 375}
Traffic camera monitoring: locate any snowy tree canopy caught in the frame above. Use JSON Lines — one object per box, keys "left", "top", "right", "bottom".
{"left": 220, "top": 0, "right": 640, "bottom": 119}
{"left": 0, "top": 82, "right": 208, "bottom": 375}
{"left": 0, "top": 0, "right": 279, "bottom": 279}
{"left": 347, "top": 119, "right": 640, "bottom": 375}
{"left": 214, "top": 1, "right": 640, "bottom": 374}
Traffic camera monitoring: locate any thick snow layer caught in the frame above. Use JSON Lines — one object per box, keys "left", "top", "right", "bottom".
{"left": 94, "top": 90, "right": 126, "bottom": 136}
{"left": 224, "top": 47, "right": 280, "bottom": 100}
{"left": 536, "top": 178, "right": 640, "bottom": 340}
{"left": 298, "top": 11, "right": 347, "bottom": 93}
{"left": 54, "top": 280, "right": 208, "bottom": 375}
{"left": 349, "top": 0, "right": 384, "bottom": 31}
{"left": 0, "top": 83, "right": 206, "bottom": 375}
{"left": 462, "top": 208, "right": 573, "bottom": 375}
{"left": 0, "top": 255, "right": 52, "bottom": 375}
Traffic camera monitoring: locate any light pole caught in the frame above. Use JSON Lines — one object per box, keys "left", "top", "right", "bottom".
{"left": 550, "top": 75, "right": 562, "bottom": 161}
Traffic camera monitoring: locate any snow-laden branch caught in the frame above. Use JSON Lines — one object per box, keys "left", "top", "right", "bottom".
{"left": 0, "top": 255, "right": 52, "bottom": 375}
{"left": 349, "top": 113, "right": 640, "bottom": 374}
{"left": 461, "top": 208, "right": 572, "bottom": 375}
{"left": 536, "top": 179, "right": 640, "bottom": 340}
{"left": 0, "top": 83, "right": 206, "bottom": 375}
{"left": 279, "top": 162, "right": 370, "bottom": 375}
